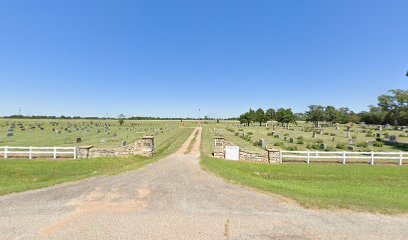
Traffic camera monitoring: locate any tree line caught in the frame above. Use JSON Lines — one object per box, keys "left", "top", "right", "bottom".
{"left": 239, "top": 89, "right": 408, "bottom": 128}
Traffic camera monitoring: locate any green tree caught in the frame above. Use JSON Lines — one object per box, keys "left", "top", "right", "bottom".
{"left": 254, "top": 108, "right": 267, "bottom": 126}
{"left": 118, "top": 114, "right": 125, "bottom": 125}
{"left": 275, "top": 108, "right": 297, "bottom": 127}
{"left": 265, "top": 108, "right": 276, "bottom": 121}
{"left": 324, "top": 106, "right": 339, "bottom": 124}
{"left": 239, "top": 112, "right": 251, "bottom": 126}
{"left": 305, "top": 105, "right": 325, "bottom": 127}
{"left": 378, "top": 89, "right": 408, "bottom": 128}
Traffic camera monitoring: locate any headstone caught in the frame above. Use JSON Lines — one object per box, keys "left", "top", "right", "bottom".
{"left": 389, "top": 135, "right": 397, "bottom": 144}
{"left": 76, "top": 137, "right": 82, "bottom": 143}
{"left": 312, "top": 131, "right": 316, "bottom": 138}
{"left": 385, "top": 124, "right": 391, "bottom": 129}
{"left": 320, "top": 144, "right": 326, "bottom": 150}
{"left": 335, "top": 126, "right": 340, "bottom": 131}
{"left": 346, "top": 132, "right": 351, "bottom": 139}
{"left": 7, "top": 133, "right": 13, "bottom": 137}
{"left": 259, "top": 139, "right": 266, "bottom": 148}
{"left": 121, "top": 141, "right": 127, "bottom": 146}
{"left": 347, "top": 125, "right": 351, "bottom": 131}
{"left": 375, "top": 133, "right": 382, "bottom": 138}
{"left": 347, "top": 146, "right": 355, "bottom": 151}
{"left": 289, "top": 137, "right": 294, "bottom": 143}
{"left": 271, "top": 131, "right": 275, "bottom": 136}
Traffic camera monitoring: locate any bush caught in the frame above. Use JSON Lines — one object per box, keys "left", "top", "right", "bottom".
{"left": 267, "top": 132, "right": 273, "bottom": 136}
{"left": 286, "top": 146, "right": 298, "bottom": 151}
{"left": 336, "top": 143, "right": 347, "bottom": 150}
{"left": 274, "top": 142, "right": 284, "bottom": 147}
{"left": 352, "top": 135, "right": 357, "bottom": 139}
{"left": 247, "top": 132, "right": 253, "bottom": 135}
{"left": 357, "top": 142, "right": 368, "bottom": 148}
{"left": 330, "top": 133, "right": 337, "bottom": 136}
{"left": 284, "top": 133, "right": 289, "bottom": 136}
{"left": 235, "top": 132, "right": 239, "bottom": 136}
{"left": 296, "top": 136, "right": 304, "bottom": 144}
{"left": 373, "top": 141, "right": 384, "bottom": 147}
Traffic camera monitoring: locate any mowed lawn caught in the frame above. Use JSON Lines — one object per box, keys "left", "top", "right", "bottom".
{"left": 201, "top": 155, "right": 408, "bottom": 214}
{"left": 0, "top": 127, "right": 194, "bottom": 195}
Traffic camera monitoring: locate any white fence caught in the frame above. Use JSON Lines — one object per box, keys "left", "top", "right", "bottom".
{"left": 0, "top": 146, "right": 77, "bottom": 159}
{"left": 280, "top": 151, "right": 407, "bottom": 166}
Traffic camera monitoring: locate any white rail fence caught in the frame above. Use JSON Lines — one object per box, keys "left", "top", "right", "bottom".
{"left": 0, "top": 146, "right": 76, "bottom": 159}
{"left": 280, "top": 151, "right": 407, "bottom": 166}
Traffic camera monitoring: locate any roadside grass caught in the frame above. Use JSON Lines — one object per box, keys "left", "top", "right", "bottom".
{"left": 201, "top": 155, "right": 408, "bottom": 214}
{"left": 0, "top": 127, "right": 193, "bottom": 195}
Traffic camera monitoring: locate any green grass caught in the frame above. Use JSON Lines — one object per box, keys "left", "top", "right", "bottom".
{"left": 0, "top": 119, "right": 197, "bottom": 148}
{"left": 0, "top": 127, "right": 193, "bottom": 195}
{"left": 201, "top": 155, "right": 408, "bottom": 214}
{"left": 206, "top": 120, "right": 408, "bottom": 152}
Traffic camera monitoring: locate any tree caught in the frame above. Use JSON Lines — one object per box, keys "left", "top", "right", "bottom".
{"left": 265, "top": 108, "right": 276, "bottom": 121}
{"left": 378, "top": 89, "right": 408, "bottom": 128}
{"left": 118, "top": 114, "right": 125, "bottom": 125}
{"left": 324, "top": 106, "right": 339, "bottom": 123}
{"left": 305, "top": 105, "right": 325, "bottom": 127}
{"left": 239, "top": 112, "right": 251, "bottom": 126}
{"left": 337, "top": 107, "right": 351, "bottom": 124}
{"left": 253, "top": 108, "right": 267, "bottom": 126}
{"left": 275, "top": 108, "right": 297, "bottom": 127}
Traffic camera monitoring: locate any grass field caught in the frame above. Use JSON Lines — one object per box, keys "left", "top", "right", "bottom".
{"left": 0, "top": 119, "right": 196, "bottom": 148}
{"left": 0, "top": 126, "right": 194, "bottom": 195}
{"left": 200, "top": 123, "right": 408, "bottom": 214}
{"left": 210, "top": 120, "right": 408, "bottom": 152}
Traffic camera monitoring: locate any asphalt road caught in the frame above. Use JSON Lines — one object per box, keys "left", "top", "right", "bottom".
{"left": 0, "top": 127, "right": 407, "bottom": 239}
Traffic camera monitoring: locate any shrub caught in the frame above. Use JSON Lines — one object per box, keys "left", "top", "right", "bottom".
{"left": 235, "top": 132, "right": 239, "bottom": 136}
{"left": 286, "top": 146, "right": 298, "bottom": 151}
{"left": 352, "top": 135, "right": 357, "bottom": 139}
{"left": 357, "top": 142, "right": 368, "bottom": 148}
{"left": 274, "top": 142, "right": 284, "bottom": 147}
{"left": 267, "top": 132, "right": 273, "bottom": 136}
{"left": 373, "top": 141, "right": 384, "bottom": 147}
{"left": 330, "top": 133, "right": 337, "bottom": 136}
{"left": 284, "top": 133, "right": 289, "bottom": 136}
{"left": 336, "top": 143, "right": 347, "bottom": 150}
{"left": 247, "top": 132, "right": 253, "bottom": 135}
{"left": 296, "top": 136, "right": 304, "bottom": 144}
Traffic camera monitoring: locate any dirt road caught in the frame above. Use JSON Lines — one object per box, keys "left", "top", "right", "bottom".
{"left": 0, "top": 127, "right": 407, "bottom": 239}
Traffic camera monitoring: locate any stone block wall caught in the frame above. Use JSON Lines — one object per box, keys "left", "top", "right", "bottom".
{"left": 213, "top": 137, "right": 281, "bottom": 163}
{"left": 78, "top": 136, "right": 154, "bottom": 159}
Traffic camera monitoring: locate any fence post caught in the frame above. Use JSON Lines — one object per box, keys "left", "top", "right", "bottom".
{"left": 307, "top": 151, "right": 310, "bottom": 164}
{"left": 74, "top": 146, "right": 77, "bottom": 160}
{"left": 370, "top": 151, "right": 374, "bottom": 165}
{"left": 399, "top": 152, "right": 403, "bottom": 166}
{"left": 4, "top": 146, "right": 8, "bottom": 159}
{"left": 29, "top": 146, "right": 32, "bottom": 160}
{"left": 315, "top": 151, "right": 319, "bottom": 157}
{"left": 342, "top": 151, "right": 346, "bottom": 164}
{"left": 53, "top": 146, "right": 57, "bottom": 159}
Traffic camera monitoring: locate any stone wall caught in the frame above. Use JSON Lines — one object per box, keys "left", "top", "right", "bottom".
{"left": 78, "top": 136, "right": 154, "bottom": 159}
{"left": 213, "top": 137, "right": 281, "bottom": 163}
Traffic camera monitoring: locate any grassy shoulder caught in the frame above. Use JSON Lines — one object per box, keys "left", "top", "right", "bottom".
{"left": 0, "top": 127, "right": 194, "bottom": 195}
{"left": 201, "top": 155, "right": 408, "bottom": 214}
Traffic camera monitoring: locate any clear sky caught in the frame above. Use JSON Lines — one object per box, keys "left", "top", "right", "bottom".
{"left": 0, "top": 0, "right": 407, "bottom": 118}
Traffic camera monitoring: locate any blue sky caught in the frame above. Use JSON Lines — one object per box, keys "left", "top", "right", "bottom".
{"left": 0, "top": 0, "right": 407, "bottom": 118}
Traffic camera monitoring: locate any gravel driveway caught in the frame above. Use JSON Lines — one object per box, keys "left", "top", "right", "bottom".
{"left": 0, "top": 127, "right": 407, "bottom": 239}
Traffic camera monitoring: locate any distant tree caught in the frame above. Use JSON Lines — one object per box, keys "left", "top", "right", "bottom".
{"left": 254, "top": 108, "right": 267, "bottom": 126}
{"left": 239, "top": 112, "right": 251, "bottom": 126}
{"left": 324, "top": 106, "right": 339, "bottom": 124}
{"left": 275, "top": 108, "right": 297, "bottom": 127}
{"left": 337, "top": 107, "right": 352, "bottom": 124}
{"left": 265, "top": 108, "right": 276, "bottom": 121}
{"left": 305, "top": 105, "right": 325, "bottom": 127}
{"left": 378, "top": 89, "right": 408, "bottom": 128}
{"left": 118, "top": 114, "right": 125, "bottom": 125}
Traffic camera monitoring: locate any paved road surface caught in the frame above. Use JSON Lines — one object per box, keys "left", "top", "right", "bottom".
{"left": 0, "top": 127, "right": 407, "bottom": 239}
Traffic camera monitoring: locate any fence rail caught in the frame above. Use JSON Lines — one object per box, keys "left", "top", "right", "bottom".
{"left": 280, "top": 150, "right": 407, "bottom": 165}
{"left": 0, "top": 146, "right": 77, "bottom": 159}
